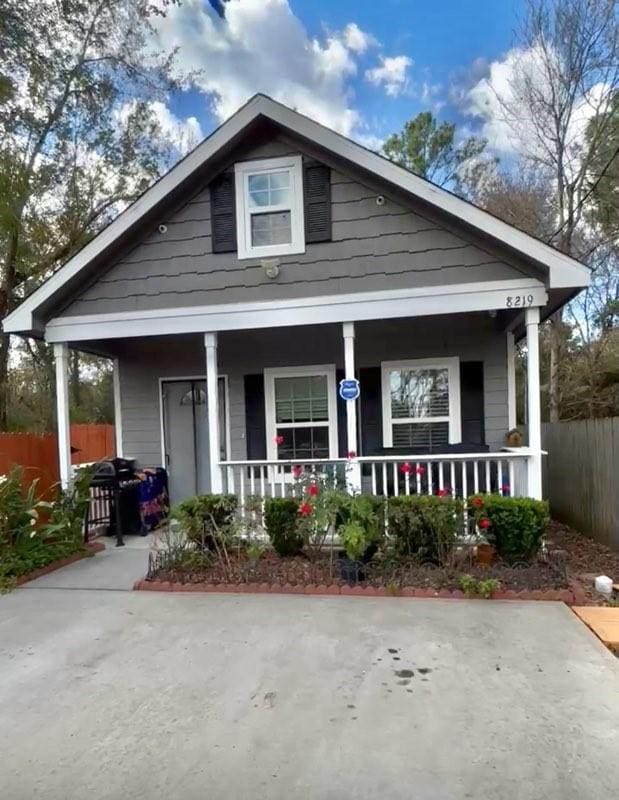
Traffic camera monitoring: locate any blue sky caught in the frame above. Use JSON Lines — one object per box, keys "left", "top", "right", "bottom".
{"left": 153, "top": 0, "right": 526, "bottom": 156}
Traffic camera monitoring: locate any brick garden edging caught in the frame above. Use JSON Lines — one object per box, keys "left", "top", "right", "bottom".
{"left": 16, "top": 540, "right": 106, "bottom": 586}
{"left": 133, "top": 577, "right": 578, "bottom": 604}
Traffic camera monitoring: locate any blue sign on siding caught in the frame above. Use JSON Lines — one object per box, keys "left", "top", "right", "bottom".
{"left": 339, "top": 378, "right": 360, "bottom": 401}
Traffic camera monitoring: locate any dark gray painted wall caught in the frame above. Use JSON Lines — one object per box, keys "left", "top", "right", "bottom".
{"left": 59, "top": 137, "right": 533, "bottom": 317}
{"left": 117, "top": 315, "right": 509, "bottom": 476}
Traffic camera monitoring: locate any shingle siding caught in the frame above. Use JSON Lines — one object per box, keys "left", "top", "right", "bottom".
{"left": 58, "top": 137, "right": 532, "bottom": 317}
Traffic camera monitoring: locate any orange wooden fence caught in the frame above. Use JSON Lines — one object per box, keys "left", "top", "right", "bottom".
{"left": 0, "top": 424, "right": 116, "bottom": 495}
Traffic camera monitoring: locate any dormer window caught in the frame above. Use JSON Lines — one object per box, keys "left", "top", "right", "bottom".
{"left": 234, "top": 156, "right": 305, "bottom": 259}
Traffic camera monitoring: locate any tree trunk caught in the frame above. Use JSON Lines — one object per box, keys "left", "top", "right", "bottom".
{"left": 548, "top": 311, "right": 562, "bottom": 423}
{"left": 69, "top": 349, "right": 81, "bottom": 411}
{"left": 0, "top": 333, "right": 11, "bottom": 430}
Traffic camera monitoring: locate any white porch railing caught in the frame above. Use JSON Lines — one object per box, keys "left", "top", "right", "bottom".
{"left": 220, "top": 451, "right": 530, "bottom": 515}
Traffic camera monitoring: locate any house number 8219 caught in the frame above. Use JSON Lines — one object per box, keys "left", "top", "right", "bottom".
{"left": 505, "top": 294, "right": 534, "bottom": 308}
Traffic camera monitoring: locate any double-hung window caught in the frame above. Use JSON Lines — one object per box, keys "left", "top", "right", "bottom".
{"left": 381, "top": 358, "right": 461, "bottom": 449}
{"left": 234, "top": 156, "right": 305, "bottom": 259}
{"left": 264, "top": 365, "right": 338, "bottom": 461}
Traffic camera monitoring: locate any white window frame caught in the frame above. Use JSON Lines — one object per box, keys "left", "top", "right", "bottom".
{"left": 381, "top": 357, "right": 462, "bottom": 448}
{"left": 234, "top": 155, "right": 305, "bottom": 260}
{"left": 264, "top": 364, "right": 338, "bottom": 461}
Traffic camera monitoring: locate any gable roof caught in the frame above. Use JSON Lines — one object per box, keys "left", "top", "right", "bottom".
{"left": 3, "top": 93, "right": 590, "bottom": 336}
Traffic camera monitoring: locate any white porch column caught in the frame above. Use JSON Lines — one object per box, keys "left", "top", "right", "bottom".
{"left": 204, "top": 332, "right": 223, "bottom": 494}
{"left": 506, "top": 331, "right": 516, "bottom": 431}
{"left": 112, "top": 357, "right": 124, "bottom": 457}
{"left": 342, "top": 322, "right": 361, "bottom": 492}
{"left": 53, "top": 343, "right": 72, "bottom": 489}
{"left": 525, "top": 308, "right": 543, "bottom": 499}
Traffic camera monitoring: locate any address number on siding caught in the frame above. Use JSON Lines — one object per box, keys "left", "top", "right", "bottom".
{"left": 505, "top": 294, "right": 535, "bottom": 308}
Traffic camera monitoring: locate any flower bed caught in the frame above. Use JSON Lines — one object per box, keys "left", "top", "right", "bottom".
{"left": 143, "top": 548, "right": 570, "bottom": 598}
{"left": 145, "top": 480, "right": 566, "bottom": 601}
{"left": 0, "top": 465, "right": 95, "bottom": 593}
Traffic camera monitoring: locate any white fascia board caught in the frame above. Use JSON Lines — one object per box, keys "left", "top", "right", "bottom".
{"left": 45, "top": 278, "right": 547, "bottom": 343}
{"left": 5, "top": 94, "right": 588, "bottom": 334}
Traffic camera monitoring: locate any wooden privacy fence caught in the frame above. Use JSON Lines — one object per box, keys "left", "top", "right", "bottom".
{"left": 0, "top": 424, "right": 115, "bottom": 496}
{"left": 541, "top": 418, "right": 619, "bottom": 550}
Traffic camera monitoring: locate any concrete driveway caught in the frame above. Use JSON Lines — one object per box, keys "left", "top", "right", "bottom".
{"left": 1, "top": 548, "right": 618, "bottom": 800}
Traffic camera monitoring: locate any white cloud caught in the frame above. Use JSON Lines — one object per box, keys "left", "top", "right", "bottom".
{"left": 148, "top": 101, "right": 203, "bottom": 156}
{"left": 150, "top": 0, "right": 384, "bottom": 139}
{"left": 365, "top": 55, "right": 413, "bottom": 97}
{"left": 342, "top": 22, "right": 378, "bottom": 54}
{"left": 465, "top": 45, "right": 611, "bottom": 177}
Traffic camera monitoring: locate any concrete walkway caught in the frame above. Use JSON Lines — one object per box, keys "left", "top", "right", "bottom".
{"left": 1, "top": 547, "right": 618, "bottom": 800}
{"left": 23, "top": 534, "right": 153, "bottom": 591}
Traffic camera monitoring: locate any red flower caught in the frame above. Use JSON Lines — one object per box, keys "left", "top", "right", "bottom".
{"left": 415, "top": 465, "right": 426, "bottom": 476}
{"left": 292, "top": 464, "right": 303, "bottom": 478}
{"left": 347, "top": 450, "right": 357, "bottom": 459}
{"left": 471, "top": 496, "right": 484, "bottom": 508}
{"left": 307, "top": 484, "right": 320, "bottom": 497}
{"left": 501, "top": 484, "right": 511, "bottom": 494}
{"left": 478, "top": 517, "right": 491, "bottom": 530}
{"left": 400, "top": 462, "right": 412, "bottom": 474}
{"left": 298, "top": 502, "right": 313, "bottom": 517}
{"left": 274, "top": 435, "right": 284, "bottom": 446}
{"left": 436, "top": 488, "right": 449, "bottom": 497}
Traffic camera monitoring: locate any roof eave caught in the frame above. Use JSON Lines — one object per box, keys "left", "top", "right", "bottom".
{"left": 3, "top": 93, "right": 591, "bottom": 335}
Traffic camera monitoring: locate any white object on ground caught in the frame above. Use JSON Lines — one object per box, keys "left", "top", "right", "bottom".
{"left": 594, "top": 575, "right": 613, "bottom": 596}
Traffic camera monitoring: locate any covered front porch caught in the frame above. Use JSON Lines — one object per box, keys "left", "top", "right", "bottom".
{"left": 211, "top": 309, "right": 541, "bottom": 510}
{"left": 50, "top": 303, "right": 544, "bottom": 509}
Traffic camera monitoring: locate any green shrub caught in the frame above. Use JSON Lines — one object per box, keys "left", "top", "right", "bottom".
{"left": 171, "top": 494, "right": 237, "bottom": 547}
{"left": 0, "top": 466, "right": 47, "bottom": 548}
{"left": 459, "top": 574, "right": 500, "bottom": 598}
{"left": 336, "top": 494, "right": 385, "bottom": 561}
{"left": 467, "top": 494, "right": 549, "bottom": 562}
{"left": 42, "top": 466, "right": 94, "bottom": 545}
{"left": 386, "top": 495, "right": 463, "bottom": 564}
{"left": 264, "top": 497, "right": 303, "bottom": 557}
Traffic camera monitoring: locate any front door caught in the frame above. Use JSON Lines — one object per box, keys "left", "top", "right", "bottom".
{"left": 162, "top": 378, "right": 228, "bottom": 504}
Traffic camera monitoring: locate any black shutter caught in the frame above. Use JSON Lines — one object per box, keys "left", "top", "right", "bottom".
{"left": 359, "top": 367, "right": 383, "bottom": 456}
{"left": 210, "top": 172, "right": 237, "bottom": 253}
{"left": 460, "top": 362, "right": 485, "bottom": 446}
{"left": 244, "top": 374, "right": 266, "bottom": 459}
{"left": 304, "top": 163, "right": 331, "bottom": 243}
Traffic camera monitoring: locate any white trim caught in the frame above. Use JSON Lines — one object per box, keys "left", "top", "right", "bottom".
{"left": 4, "top": 94, "right": 589, "bottom": 336}
{"left": 525, "top": 308, "right": 543, "bottom": 499}
{"left": 158, "top": 374, "right": 231, "bottom": 481}
{"left": 264, "top": 364, "right": 338, "bottom": 461}
{"left": 234, "top": 155, "right": 305, "bottom": 260}
{"left": 53, "top": 343, "right": 72, "bottom": 489}
{"left": 506, "top": 332, "right": 516, "bottom": 431}
{"left": 44, "top": 279, "right": 548, "bottom": 342}
{"left": 112, "top": 358, "right": 124, "bottom": 458}
{"left": 381, "top": 357, "right": 462, "bottom": 448}
{"left": 204, "top": 334, "right": 222, "bottom": 493}
{"left": 342, "top": 322, "right": 360, "bottom": 491}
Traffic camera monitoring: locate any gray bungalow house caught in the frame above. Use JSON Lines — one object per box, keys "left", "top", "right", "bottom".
{"left": 3, "top": 94, "right": 590, "bottom": 507}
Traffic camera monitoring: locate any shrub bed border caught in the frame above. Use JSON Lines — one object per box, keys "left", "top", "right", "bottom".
{"left": 15, "top": 540, "right": 106, "bottom": 586}
{"left": 134, "top": 577, "right": 581, "bottom": 604}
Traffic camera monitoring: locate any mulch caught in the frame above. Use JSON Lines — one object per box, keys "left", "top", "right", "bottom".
{"left": 150, "top": 552, "right": 568, "bottom": 592}
{"left": 146, "top": 520, "right": 618, "bottom": 604}
{"left": 545, "top": 520, "right": 619, "bottom": 605}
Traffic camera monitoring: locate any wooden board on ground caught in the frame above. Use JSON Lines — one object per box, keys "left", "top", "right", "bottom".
{"left": 572, "top": 606, "right": 619, "bottom": 650}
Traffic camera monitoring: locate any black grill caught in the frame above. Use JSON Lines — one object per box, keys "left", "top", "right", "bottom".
{"left": 86, "top": 458, "right": 143, "bottom": 547}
